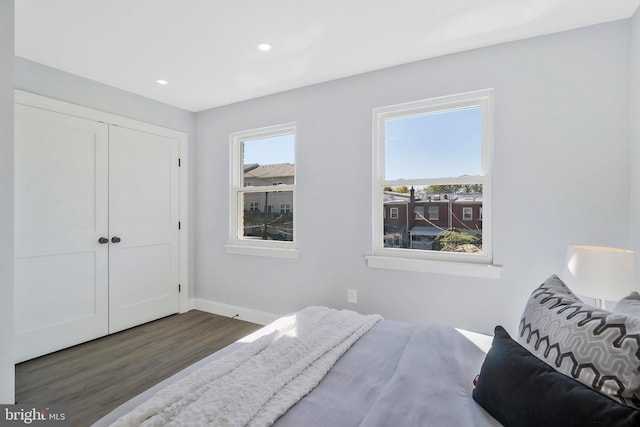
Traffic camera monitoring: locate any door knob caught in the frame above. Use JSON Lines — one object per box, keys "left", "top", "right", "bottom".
{"left": 111, "top": 236, "right": 121, "bottom": 243}
{"left": 98, "top": 237, "right": 109, "bottom": 244}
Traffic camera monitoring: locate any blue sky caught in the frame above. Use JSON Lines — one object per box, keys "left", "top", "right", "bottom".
{"left": 242, "top": 108, "right": 481, "bottom": 177}
{"left": 243, "top": 134, "right": 295, "bottom": 165}
{"left": 385, "top": 107, "right": 482, "bottom": 181}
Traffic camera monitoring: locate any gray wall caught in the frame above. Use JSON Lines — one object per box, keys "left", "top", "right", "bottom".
{"left": 15, "top": 58, "right": 198, "bottom": 297}
{"left": 0, "top": 0, "right": 14, "bottom": 404}
{"left": 630, "top": 8, "right": 640, "bottom": 259}
{"left": 195, "top": 20, "right": 632, "bottom": 335}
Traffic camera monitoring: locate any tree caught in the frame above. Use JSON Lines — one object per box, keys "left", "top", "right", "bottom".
{"left": 395, "top": 186, "right": 410, "bottom": 193}
{"left": 426, "top": 185, "right": 461, "bottom": 194}
{"left": 461, "top": 184, "right": 483, "bottom": 194}
{"left": 426, "top": 184, "right": 483, "bottom": 195}
{"left": 433, "top": 228, "right": 481, "bottom": 252}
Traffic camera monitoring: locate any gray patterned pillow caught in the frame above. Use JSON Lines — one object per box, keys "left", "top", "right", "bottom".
{"left": 518, "top": 275, "right": 640, "bottom": 409}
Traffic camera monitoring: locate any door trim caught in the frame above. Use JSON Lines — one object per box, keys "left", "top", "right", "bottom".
{"left": 15, "top": 90, "right": 190, "bottom": 314}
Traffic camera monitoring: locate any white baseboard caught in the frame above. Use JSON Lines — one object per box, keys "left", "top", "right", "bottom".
{"left": 190, "top": 298, "right": 280, "bottom": 325}
{"left": 182, "top": 298, "right": 196, "bottom": 312}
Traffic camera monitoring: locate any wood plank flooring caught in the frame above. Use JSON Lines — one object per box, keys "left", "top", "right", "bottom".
{"left": 15, "top": 310, "right": 262, "bottom": 426}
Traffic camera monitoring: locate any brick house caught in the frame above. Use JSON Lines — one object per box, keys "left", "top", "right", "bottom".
{"left": 384, "top": 187, "right": 482, "bottom": 251}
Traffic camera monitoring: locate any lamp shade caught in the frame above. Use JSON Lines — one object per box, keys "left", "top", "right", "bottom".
{"left": 562, "top": 245, "right": 637, "bottom": 302}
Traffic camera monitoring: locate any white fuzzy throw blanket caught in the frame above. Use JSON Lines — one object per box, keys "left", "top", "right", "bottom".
{"left": 110, "top": 306, "right": 382, "bottom": 427}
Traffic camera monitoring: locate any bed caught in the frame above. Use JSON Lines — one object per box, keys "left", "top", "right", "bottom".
{"left": 93, "top": 276, "right": 640, "bottom": 427}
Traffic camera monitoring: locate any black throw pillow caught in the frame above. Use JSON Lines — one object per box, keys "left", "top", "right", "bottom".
{"left": 472, "top": 325, "right": 640, "bottom": 427}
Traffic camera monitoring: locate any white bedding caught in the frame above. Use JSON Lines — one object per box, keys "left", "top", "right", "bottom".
{"left": 94, "top": 309, "right": 501, "bottom": 427}
{"left": 108, "top": 307, "right": 381, "bottom": 426}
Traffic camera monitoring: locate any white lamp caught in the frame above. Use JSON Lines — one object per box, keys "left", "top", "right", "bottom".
{"left": 562, "top": 245, "right": 637, "bottom": 309}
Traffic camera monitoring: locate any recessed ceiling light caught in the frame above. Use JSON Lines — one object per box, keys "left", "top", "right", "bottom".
{"left": 257, "top": 43, "right": 272, "bottom": 51}
{"left": 156, "top": 79, "right": 169, "bottom": 85}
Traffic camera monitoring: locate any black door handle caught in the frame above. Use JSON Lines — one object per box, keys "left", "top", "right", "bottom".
{"left": 111, "top": 236, "right": 121, "bottom": 243}
{"left": 98, "top": 237, "right": 109, "bottom": 244}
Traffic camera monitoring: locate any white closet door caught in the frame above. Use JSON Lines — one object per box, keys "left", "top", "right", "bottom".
{"left": 14, "top": 104, "right": 109, "bottom": 362}
{"left": 108, "top": 126, "right": 180, "bottom": 333}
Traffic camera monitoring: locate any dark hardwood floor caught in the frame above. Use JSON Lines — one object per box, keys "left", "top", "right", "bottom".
{"left": 15, "top": 310, "right": 262, "bottom": 426}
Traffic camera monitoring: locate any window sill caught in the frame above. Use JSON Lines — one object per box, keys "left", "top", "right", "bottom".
{"left": 224, "top": 244, "right": 299, "bottom": 259}
{"left": 365, "top": 255, "right": 502, "bottom": 279}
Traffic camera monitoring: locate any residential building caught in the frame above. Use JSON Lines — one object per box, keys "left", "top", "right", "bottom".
{"left": 243, "top": 163, "right": 294, "bottom": 240}
{"left": 384, "top": 187, "right": 483, "bottom": 252}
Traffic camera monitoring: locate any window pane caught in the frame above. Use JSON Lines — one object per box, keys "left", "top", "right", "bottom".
{"left": 241, "top": 191, "right": 293, "bottom": 241}
{"left": 243, "top": 134, "right": 295, "bottom": 187}
{"left": 385, "top": 107, "right": 482, "bottom": 180}
{"left": 382, "top": 185, "right": 482, "bottom": 253}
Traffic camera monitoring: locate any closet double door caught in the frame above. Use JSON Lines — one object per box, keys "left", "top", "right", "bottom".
{"left": 15, "top": 104, "right": 180, "bottom": 362}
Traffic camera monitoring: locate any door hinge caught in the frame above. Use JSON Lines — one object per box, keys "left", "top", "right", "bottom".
{"left": 178, "top": 221, "right": 181, "bottom": 230}
{"left": 178, "top": 284, "right": 181, "bottom": 293}
{"left": 178, "top": 158, "right": 181, "bottom": 167}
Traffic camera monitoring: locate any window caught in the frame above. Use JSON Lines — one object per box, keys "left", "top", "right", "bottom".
{"left": 428, "top": 206, "right": 439, "bottom": 220}
{"left": 227, "top": 123, "right": 297, "bottom": 258}
{"left": 280, "top": 203, "right": 291, "bottom": 213}
{"left": 370, "top": 89, "right": 494, "bottom": 269}
{"left": 390, "top": 207, "right": 399, "bottom": 219}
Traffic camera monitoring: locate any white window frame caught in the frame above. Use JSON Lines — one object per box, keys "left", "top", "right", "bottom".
{"left": 390, "top": 207, "right": 399, "bottom": 219}
{"left": 367, "top": 89, "right": 501, "bottom": 278}
{"left": 225, "top": 122, "right": 298, "bottom": 259}
{"left": 462, "top": 207, "right": 473, "bottom": 221}
{"left": 280, "top": 203, "right": 291, "bottom": 213}
{"left": 428, "top": 206, "right": 439, "bottom": 220}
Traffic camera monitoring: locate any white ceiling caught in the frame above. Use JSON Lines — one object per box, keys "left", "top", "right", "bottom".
{"left": 14, "top": 1, "right": 640, "bottom": 112}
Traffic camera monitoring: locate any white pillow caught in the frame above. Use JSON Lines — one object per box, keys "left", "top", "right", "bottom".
{"left": 614, "top": 292, "right": 640, "bottom": 317}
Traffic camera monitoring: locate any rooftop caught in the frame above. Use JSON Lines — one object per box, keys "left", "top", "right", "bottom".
{"left": 244, "top": 163, "right": 295, "bottom": 180}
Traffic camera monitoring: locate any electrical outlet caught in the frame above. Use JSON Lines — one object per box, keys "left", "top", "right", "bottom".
{"left": 347, "top": 288, "right": 358, "bottom": 304}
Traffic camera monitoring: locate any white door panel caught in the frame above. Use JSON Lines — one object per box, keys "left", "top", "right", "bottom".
{"left": 110, "top": 245, "right": 174, "bottom": 307}
{"left": 16, "top": 253, "right": 100, "bottom": 331}
{"left": 108, "top": 126, "right": 180, "bottom": 333}
{"left": 14, "top": 104, "right": 109, "bottom": 362}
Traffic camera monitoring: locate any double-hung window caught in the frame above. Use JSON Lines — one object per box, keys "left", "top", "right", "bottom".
{"left": 280, "top": 203, "right": 291, "bottom": 213}
{"left": 462, "top": 207, "right": 473, "bottom": 221}
{"left": 369, "top": 90, "right": 497, "bottom": 275}
{"left": 227, "top": 123, "right": 297, "bottom": 258}
{"left": 428, "top": 206, "right": 439, "bottom": 220}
